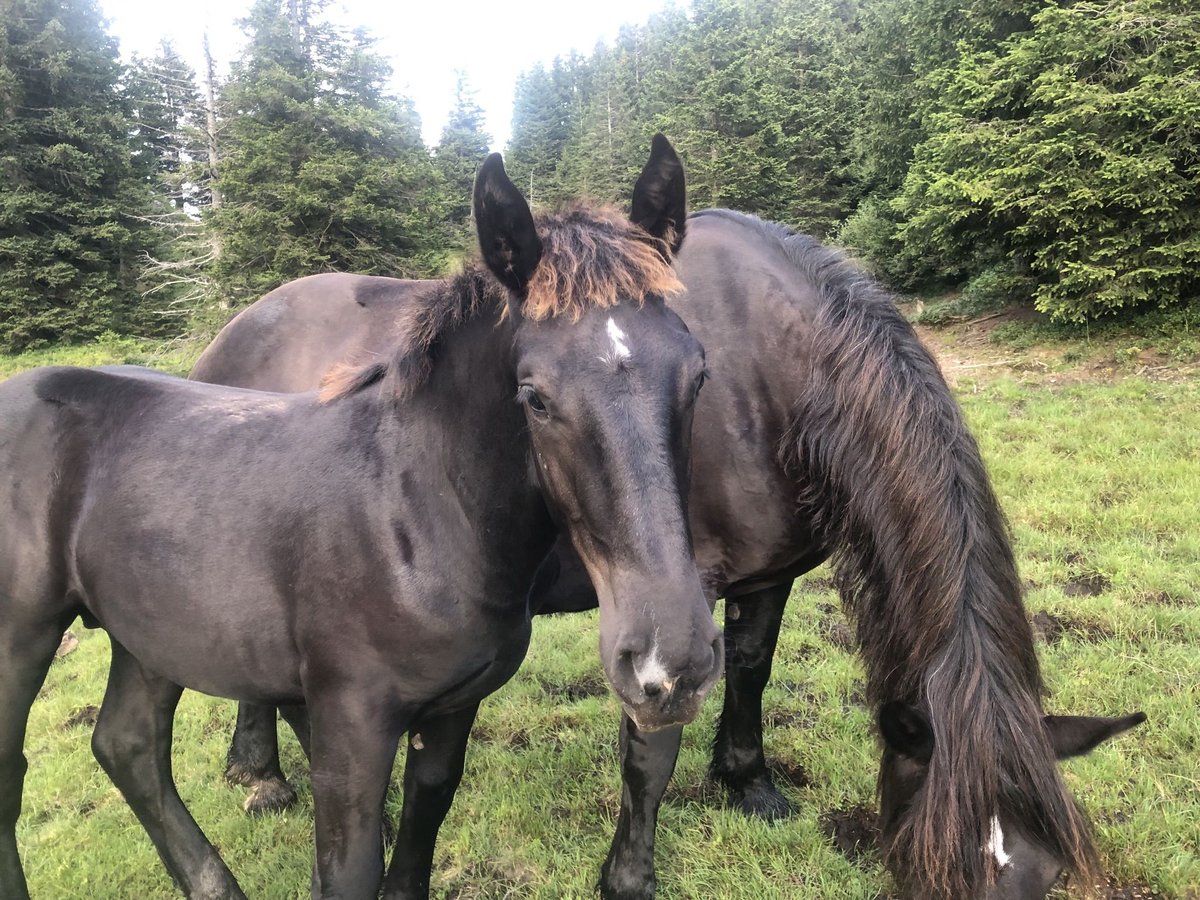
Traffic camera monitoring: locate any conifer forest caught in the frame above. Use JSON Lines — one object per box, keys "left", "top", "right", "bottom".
{"left": 1, "top": 0, "right": 1197, "bottom": 351}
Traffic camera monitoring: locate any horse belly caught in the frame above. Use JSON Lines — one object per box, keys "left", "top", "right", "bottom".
{"left": 74, "top": 543, "right": 303, "bottom": 701}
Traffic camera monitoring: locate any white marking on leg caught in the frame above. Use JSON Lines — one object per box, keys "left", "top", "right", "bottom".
{"left": 606, "top": 317, "right": 632, "bottom": 360}
{"left": 987, "top": 815, "right": 1011, "bottom": 868}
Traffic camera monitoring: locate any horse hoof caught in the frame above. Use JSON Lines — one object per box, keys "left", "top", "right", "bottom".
{"left": 598, "top": 878, "right": 655, "bottom": 900}
{"left": 243, "top": 777, "right": 297, "bottom": 815}
{"left": 729, "top": 779, "right": 792, "bottom": 821}
{"left": 598, "top": 861, "right": 656, "bottom": 900}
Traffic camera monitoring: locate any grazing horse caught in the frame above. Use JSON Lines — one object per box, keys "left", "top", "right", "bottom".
{"left": 0, "top": 140, "right": 724, "bottom": 899}
{"left": 193, "top": 210, "right": 1145, "bottom": 899}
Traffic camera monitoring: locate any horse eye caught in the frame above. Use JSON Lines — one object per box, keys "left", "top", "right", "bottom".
{"left": 519, "top": 386, "right": 548, "bottom": 414}
{"left": 694, "top": 369, "right": 710, "bottom": 397}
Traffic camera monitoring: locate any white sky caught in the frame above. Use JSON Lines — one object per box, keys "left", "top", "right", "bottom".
{"left": 97, "top": 0, "right": 678, "bottom": 148}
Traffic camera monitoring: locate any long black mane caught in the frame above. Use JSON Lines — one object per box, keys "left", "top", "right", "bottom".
{"left": 693, "top": 209, "right": 1097, "bottom": 897}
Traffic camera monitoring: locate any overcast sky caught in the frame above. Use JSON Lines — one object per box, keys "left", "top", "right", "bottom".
{"left": 97, "top": 0, "right": 678, "bottom": 148}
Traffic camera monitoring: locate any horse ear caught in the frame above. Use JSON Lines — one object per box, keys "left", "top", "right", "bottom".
{"left": 631, "top": 133, "right": 687, "bottom": 256}
{"left": 879, "top": 701, "right": 934, "bottom": 764}
{"left": 474, "top": 153, "right": 543, "bottom": 299}
{"left": 1045, "top": 711, "right": 1146, "bottom": 759}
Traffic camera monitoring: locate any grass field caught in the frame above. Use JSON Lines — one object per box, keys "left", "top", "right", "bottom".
{"left": 5, "top": 324, "right": 1199, "bottom": 899}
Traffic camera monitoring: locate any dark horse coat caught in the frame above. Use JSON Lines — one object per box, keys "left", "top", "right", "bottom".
{"left": 0, "top": 142, "right": 726, "bottom": 900}
{"left": 194, "top": 209, "right": 1145, "bottom": 899}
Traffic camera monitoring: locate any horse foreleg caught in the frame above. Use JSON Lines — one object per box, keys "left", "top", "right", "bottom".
{"left": 709, "top": 580, "right": 792, "bottom": 820}
{"left": 598, "top": 716, "right": 683, "bottom": 900}
{"left": 225, "top": 702, "right": 297, "bottom": 814}
{"left": 279, "top": 702, "right": 311, "bottom": 760}
{"left": 380, "top": 703, "right": 479, "bottom": 899}
{"left": 308, "top": 689, "right": 405, "bottom": 899}
{"left": 92, "top": 639, "right": 245, "bottom": 899}
{"left": 0, "top": 611, "right": 67, "bottom": 900}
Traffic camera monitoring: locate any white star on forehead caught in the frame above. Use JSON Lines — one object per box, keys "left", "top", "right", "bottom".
{"left": 606, "top": 317, "right": 632, "bottom": 360}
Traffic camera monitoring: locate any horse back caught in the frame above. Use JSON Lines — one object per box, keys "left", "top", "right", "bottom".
{"left": 192, "top": 273, "right": 430, "bottom": 391}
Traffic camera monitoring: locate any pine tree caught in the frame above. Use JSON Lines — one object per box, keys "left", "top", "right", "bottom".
{"left": 506, "top": 59, "right": 577, "bottom": 207}
{"left": 893, "top": 0, "right": 1200, "bottom": 319}
{"left": 209, "top": 0, "right": 448, "bottom": 302}
{"left": 0, "top": 0, "right": 163, "bottom": 350}
{"left": 434, "top": 72, "right": 491, "bottom": 253}
{"left": 125, "top": 42, "right": 218, "bottom": 320}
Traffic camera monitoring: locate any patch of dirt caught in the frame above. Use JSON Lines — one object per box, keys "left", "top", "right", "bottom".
{"left": 1063, "top": 571, "right": 1111, "bottom": 597}
{"left": 539, "top": 675, "right": 608, "bottom": 702}
{"left": 820, "top": 619, "right": 856, "bottom": 651}
{"left": 770, "top": 760, "right": 811, "bottom": 789}
{"left": 1030, "top": 611, "right": 1114, "bottom": 644}
{"left": 817, "top": 601, "right": 856, "bottom": 651}
{"left": 443, "top": 860, "right": 534, "bottom": 899}
{"left": 845, "top": 680, "right": 867, "bottom": 708}
{"left": 765, "top": 708, "right": 817, "bottom": 731}
{"left": 819, "top": 805, "right": 880, "bottom": 864}
{"left": 469, "top": 723, "right": 493, "bottom": 744}
{"left": 801, "top": 576, "right": 836, "bottom": 594}
{"left": 1093, "top": 877, "right": 1169, "bottom": 900}
{"left": 663, "top": 778, "right": 722, "bottom": 807}
{"left": 911, "top": 308, "right": 1200, "bottom": 387}
{"left": 1141, "top": 591, "right": 1194, "bottom": 609}
{"left": 62, "top": 705, "right": 99, "bottom": 729}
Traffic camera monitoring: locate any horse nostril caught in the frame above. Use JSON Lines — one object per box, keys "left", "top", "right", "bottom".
{"left": 643, "top": 680, "right": 663, "bottom": 699}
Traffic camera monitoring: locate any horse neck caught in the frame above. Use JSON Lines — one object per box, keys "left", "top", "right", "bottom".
{"left": 389, "top": 309, "right": 558, "bottom": 600}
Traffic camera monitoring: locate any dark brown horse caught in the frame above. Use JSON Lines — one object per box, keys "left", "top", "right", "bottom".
{"left": 193, "top": 210, "right": 1145, "bottom": 899}
{"left": 0, "top": 141, "right": 723, "bottom": 899}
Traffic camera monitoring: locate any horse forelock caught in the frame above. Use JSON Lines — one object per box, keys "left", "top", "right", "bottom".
{"left": 713, "top": 207, "right": 1100, "bottom": 897}
{"left": 319, "top": 205, "right": 681, "bottom": 404}
{"left": 522, "top": 204, "right": 683, "bottom": 322}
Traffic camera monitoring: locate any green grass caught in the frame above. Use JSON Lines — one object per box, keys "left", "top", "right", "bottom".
{"left": 0, "top": 333, "right": 203, "bottom": 381}
{"left": 4, "top": 343, "right": 1199, "bottom": 898}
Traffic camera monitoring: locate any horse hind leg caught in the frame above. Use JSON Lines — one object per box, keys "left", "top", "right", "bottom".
{"left": 709, "top": 580, "right": 794, "bottom": 820}
{"left": 0, "top": 608, "right": 73, "bottom": 900}
{"left": 92, "top": 639, "right": 246, "bottom": 899}
{"left": 225, "top": 702, "right": 297, "bottom": 814}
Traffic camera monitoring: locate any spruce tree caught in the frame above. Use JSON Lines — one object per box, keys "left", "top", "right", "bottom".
{"left": 433, "top": 72, "right": 491, "bottom": 253}
{"left": 210, "top": 0, "right": 447, "bottom": 302}
{"left": 893, "top": 0, "right": 1200, "bottom": 319}
{"left": 0, "top": 0, "right": 161, "bottom": 350}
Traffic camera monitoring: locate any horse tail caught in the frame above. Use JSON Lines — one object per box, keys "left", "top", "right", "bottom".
{"left": 771, "top": 231, "right": 1098, "bottom": 897}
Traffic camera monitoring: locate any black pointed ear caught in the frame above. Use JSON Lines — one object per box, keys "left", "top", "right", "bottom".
{"left": 879, "top": 702, "right": 934, "bottom": 764}
{"left": 474, "top": 153, "right": 543, "bottom": 296}
{"left": 1045, "top": 711, "right": 1146, "bottom": 759}
{"left": 631, "top": 133, "right": 686, "bottom": 256}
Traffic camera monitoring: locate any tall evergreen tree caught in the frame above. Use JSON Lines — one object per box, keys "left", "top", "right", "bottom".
{"left": 125, "top": 42, "right": 218, "bottom": 320}
{"left": 0, "top": 0, "right": 162, "bottom": 350}
{"left": 892, "top": 0, "right": 1200, "bottom": 319}
{"left": 210, "top": 0, "right": 448, "bottom": 301}
{"left": 433, "top": 72, "right": 491, "bottom": 252}
{"left": 127, "top": 41, "right": 207, "bottom": 210}
{"left": 506, "top": 59, "right": 577, "bottom": 207}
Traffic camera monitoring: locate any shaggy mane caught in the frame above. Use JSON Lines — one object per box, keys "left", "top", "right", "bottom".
{"left": 692, "top": 209, "right": 1101, "bottom": 898}
{"left": 523, "top": 204, "right": 682, "bottom": 321}
{"left": 319, "top": 204, "right": 681, "bottom": 403}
